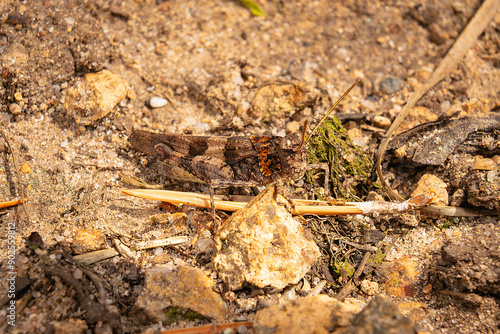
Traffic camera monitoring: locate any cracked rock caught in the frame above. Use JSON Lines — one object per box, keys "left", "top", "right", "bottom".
{"left": 214, "top": 186, "right": 320, "bottom": 290}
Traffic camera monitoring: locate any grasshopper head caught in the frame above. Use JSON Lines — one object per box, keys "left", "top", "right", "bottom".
{"left": 279, "top": 131, "right": 307, "bottom": 181}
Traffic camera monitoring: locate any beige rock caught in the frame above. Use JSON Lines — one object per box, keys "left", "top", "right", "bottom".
{"left": 214, "top": 186, "right": 320, "bottom": 290}
{"left": 360, "top": 279, "right": 379, "bottom": 296}
{"left": 411, "top": 173, "right": 448, "bottom": 206}
{"left": 372, "top": 115, "right": 391, "bottom": 129}
{"left": 473, "top": 158, "right": 497, "bottom": 171}
{"left": 249, "top": 82, "right": 318, "bottom": 121}
{"left": 64, "top": 70, "right": 129, "bottom": 125}
{"left": 135, "top": 263, "right": 229, "bottom": 322}
{"left": 148, "top": 212, "right": 188, "bottom": 235}
{"left": 71, "top": 229, "right": 107, "bottom": 255}
{"left": 253, "top": 295, "right": 361, "bottom": 334}
{"left": 397, "top": 106, "right": 438, "bottom": 134}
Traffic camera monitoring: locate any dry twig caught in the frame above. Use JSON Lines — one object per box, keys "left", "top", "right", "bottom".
{"left": 0, "top": 129, "right": 30, "bottom": 222}
{"left": 0, "top": 198, "right": 25, "bottom": 209}
{"left": 120, "top": 189, "right": 432, "bottom": 216}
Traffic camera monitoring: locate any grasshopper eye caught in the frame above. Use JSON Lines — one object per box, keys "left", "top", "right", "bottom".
{"left": 155, "top": 143, "right": 172, "bottom": 160}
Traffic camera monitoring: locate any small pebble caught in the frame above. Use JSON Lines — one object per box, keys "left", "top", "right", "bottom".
{"left": 486, "top": 170, "right": 497, "bottom": 182}
{"left": 21, "top": 163, "right": 31, "bottom": 174}
{"left": 372, "top": 115, "right": 391, "bottom": 129}
{"left": 126, "top": 89, "right": 136, "bottom": 100}
{"left": 300, "top": 278, "right": 311, "bottom": 293}
{"left": 0, "top": 137, "right": 7, "bottom": 152}
{"left": 237, "top": 325, "right": 248, "bottom": 334}
{"left": 60, "top": 140, "right": 68, "bottom": 148}
{"left": 106, "top": 149, "right": 117, "bottom": 160}
{"left": 240, "top": 100, "right": 250, "bottom": 113}
{"left": 379, "top": 77, "right": 403, "bottom": 94}
{"left": 223, "top": 328, "right": 234, "bottom": 334}
{"left": 54, "top": 162, "right": 66, "bottom": 173}
{"left": 440, "top": 100, "right": 451, "bottom": 113}
{"left": 232, "top": 116, "right": 244, "bottom": 128}
{"left": 411, "top": 174, "right": 448, "bottom": 206}
{"left": 196, "top": 238, "right": 216, "bottom": 253}
{"left": 38, "top": 77, "right": 48, "bottom": 87}
{"left": 286, "top": 120, "right": 301, "bottom": 134}
{"left": 473, "top": 158, "right": 496, "bottom": 171}
{"left": 360, "top": 279, "right": 379, "bottom": 296}
{"left": 71, "top": 229, "right": 107, "bottom": 254}
{"left": 282, "top": 286, "right": 297, "bottom": 300}
{"left": 73, "top": 268, "right": 83, "bottom": 280}
{"left": 148, "top": 97, "right": 168, "bottom": 108}
{"left": 14, "top": 92, "right": 23, "bottom": 101}
{"left": 450, "top": 189, "right": 465, "bottom": 207}
{"left": 9, "top": 103, "right": 22, "bottom": 114}
{"left": 422, "top": 284, "right": 432, "bottom": 294}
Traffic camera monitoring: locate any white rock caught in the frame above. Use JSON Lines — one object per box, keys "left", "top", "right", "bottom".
{"left": 148, "top": 97, "right": 168, "bottom": 108}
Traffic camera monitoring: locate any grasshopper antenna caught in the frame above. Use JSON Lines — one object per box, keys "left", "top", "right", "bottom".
{"left": 298, "top": 79, "right": 360, "bottom": 151}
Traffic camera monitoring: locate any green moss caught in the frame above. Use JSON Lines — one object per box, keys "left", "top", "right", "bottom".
{"left": 331, "top": 259, "right": 356, "bottom": 279}
{"left": 435, "top": 218, "right": 454, "bottom": 230}
{"left": 307, "top": 117, "right": 373, "bottom": 201}
{"left": 163, "top": 306, "right": 205, "bottom": 325}
{"left": 370, "top": 248, "right": 386, "bottom": 265}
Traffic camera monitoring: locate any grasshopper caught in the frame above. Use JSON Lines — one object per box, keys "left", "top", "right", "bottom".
{"left": 129, "top": 80, "right": 359, "bottom": 221}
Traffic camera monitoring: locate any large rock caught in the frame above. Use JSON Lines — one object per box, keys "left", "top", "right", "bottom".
{"left": 134, "top": 263, "right": 229, "bottom": 322}
{"left": 440, "top": 223, "right": 500, "bottom": 295}
{"left": 338, "top": 295, "right": 416, "bottom": 334}
{"left": 253, "top": 295, "right": 362, "bottom": 334}
{"left": 64, "top": 70, "right": 129, "bottom": 125}
{"left": 214, "top": 186, "right": 320, "bottom": 290}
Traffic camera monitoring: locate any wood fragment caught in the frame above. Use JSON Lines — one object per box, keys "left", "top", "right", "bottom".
{"left": 114, "top": 239, "right": 136, "bottom": 259}
{"left": 134, "top": 236, "right": 188, "bottom": 250}
{"left": 376, "top": 0, "right": 500, "bottom": 200}
{"left": 306, "top": 279, "right": 327, "bottom": 297}
{"left": 74, "top": 248, "right": 119, "bottom": 265}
